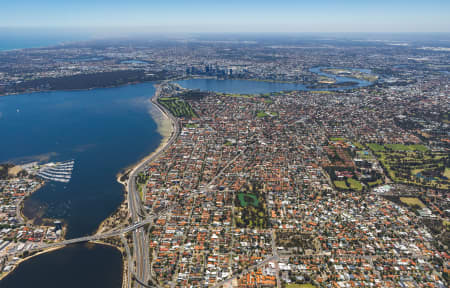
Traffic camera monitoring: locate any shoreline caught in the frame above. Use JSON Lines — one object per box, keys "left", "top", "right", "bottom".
{"left": 122, "top": 81, "right": 179, "bottom": 287}
{"left": 0, "top": 80, "right": 154, "bottom": 98}
{"left": 0, "top": 245, "right": 63, "bottom": 281}
{"left": 114, "top": 81, "right": 174, "bottom": 205}
{"left": 95, "top": 82, "right": 177, "bottom": 288}
{"left": 18, "top": 180, "right": 69, "bottom": 239}
{"left": 90, "top": 239, "right": 128, "bottom": 288}
{"left": 0, "top": 70, "right": 376, "bottom": 98}
{"left": 0, "top": 240, "right": 125, "bottom": 282}
{"left": 96, "top": 82, "right": 175, "bottom": 236}
{"left": 17, "top": 179, "right": 45, "bottom": 225}
{"left": 2, "top": 76, "right": 374, "bottom": 285}
{"left": 117, "top": 89, "right": 174, "bottom": 180}
{"left": 0, "top": 179, "right": 64, "bottom": 282}
{"left": 0, "top": 76, "right": 187, "bottom": 98}
{"left": 122, "top": 81, "right": 177, "bottom": 182}
{"left": 0, "top": 83, "right": 176, "bottom": 285}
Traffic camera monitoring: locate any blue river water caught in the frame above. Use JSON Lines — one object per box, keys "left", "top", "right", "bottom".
{"left": 176, "top": 67, "right": 373, "bottom": 94}
{"left": 0, "top": 69, "right": 375, "bottom": 287}
{"left": 0, "top": 243, "right": 123, "bottom": 288}
{"left": 0, "top": 83, "right": 162, "bottom": 238}
{"left": 0, "top": 83, "right": 163, "bottom": 288}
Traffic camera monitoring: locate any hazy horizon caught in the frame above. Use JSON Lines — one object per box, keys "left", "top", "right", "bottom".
{"left": 2, "top": 0, "right": 450, "bottom": 33}
{"left": 1, "top": 28, "right": 449, "bottom": 52}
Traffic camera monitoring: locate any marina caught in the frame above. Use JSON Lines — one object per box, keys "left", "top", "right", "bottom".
{"left": 0, "top": 82, "right": 162, "bottom": 288}
{"left": 35, "top": 161, "right": 75, "bottom": 183}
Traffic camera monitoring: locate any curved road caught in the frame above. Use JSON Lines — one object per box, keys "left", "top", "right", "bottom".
{"left": 127, "top": 82, "right": 180, "bottom": 287}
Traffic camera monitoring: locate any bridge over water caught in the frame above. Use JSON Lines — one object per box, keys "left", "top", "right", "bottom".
{"left": 4, "top": 215, "right": 162, "bottom": 257}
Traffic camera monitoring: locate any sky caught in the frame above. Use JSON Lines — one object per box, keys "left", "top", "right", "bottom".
{"left": 1, "top": 0, "right": 449, "bottom": 33}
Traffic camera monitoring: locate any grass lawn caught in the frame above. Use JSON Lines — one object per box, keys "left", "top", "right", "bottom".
{"left": 368, "top": 179, "right": 383, "bottom": 187}
{"left": 400, "top": 197, "right": 426, "bottom": 208}
{"left": 159, "top": 98, "right": 197, "bottom": 118}
{"left": 286, "top": 284, "right": 317, "bottom": 288}
{"left": 373, "top": 149, "right": 448, "bottom": 189}
{"left": 221, "top": 93, "right": 253, "bottom": 98}
{"left": 138, "top": 184, "right": 144, "bottom": 200}
{"left": 353, "top": 142, "right": 365, "bottom": 149}
{"left": 238, "top": 193, "right": 259, "bottom": 207}
{"left": 257, "top": 111, "right": 270, "bottom": 118}
{"left": 348, "top": 178, "right": 363, "bottom": 191}
{"left": 385, "top": 144, "right": 428, "bottom": 152}
{"left": 368, "top": 143, "right": 385, "bottom": 152}
{"left": 334, "top": 180, "right": 349, "bottom": 190}
{"left": 444, "top": 167, "right": 450, "bottom": 178}
{"left": 330, "top": 137, "right": 346, "bottom": 141}
{"left": 311, "top": 90, "right": 332, "bottom": 94}
{"left": 356, "top": 150, "right": 373, "bottom": 160}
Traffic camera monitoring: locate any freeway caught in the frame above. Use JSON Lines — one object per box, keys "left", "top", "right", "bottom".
{"left": 125, "top": 82, "right": 255, "bottom": 288}
{"left": 133, "top": 274, "right": 154, "bottom": 288}
{"left": 6, "top": 82, "right": 251, "bottom": 287}
{"left": 4, "top": 216, "right": 159, "bottom": 257}
{"left": 4, "top": 82, "right": 257, "bottom": 288}
{"left": 126, "top": 81, "right": 180, "bottom": 287}
{"left": 121, "top": 234, "right": 132, "bottom": 288}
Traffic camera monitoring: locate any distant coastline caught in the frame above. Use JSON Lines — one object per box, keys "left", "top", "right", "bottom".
{"left": 0, "top": 70, "right": 172, "bottom": 97}
{"left": 0, "top": 66, "right": 378, "bottom": 98}
{"left": 0, "top": 30, "right": 89, "bottom": 52}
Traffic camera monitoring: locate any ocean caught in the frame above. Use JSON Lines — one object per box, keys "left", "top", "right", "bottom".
{"left": 0, "top": 29, "right": 89, "bottom": 51}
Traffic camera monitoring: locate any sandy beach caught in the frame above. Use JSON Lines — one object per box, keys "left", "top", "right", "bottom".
{"left": 101, "top": 85, "right": 175, "bottom": 235}
{"left": 1, "top": 83, "right": 176, "bottom": 284}
{"left": 116, "top": 86, "right": 174, "bottom": 187}
{"left": 111, "top": 83, "right": 176, "bottom": 288}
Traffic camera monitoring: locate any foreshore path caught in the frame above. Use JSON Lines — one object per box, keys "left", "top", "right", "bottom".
{"left": 2, "top": 82, "right": 180, "bottom": 288}
{"left": 4, "top": 83, "right": 258, "bottom": 288}
{"left": 126, "top": 81, "right": 180, "bottom": 287}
